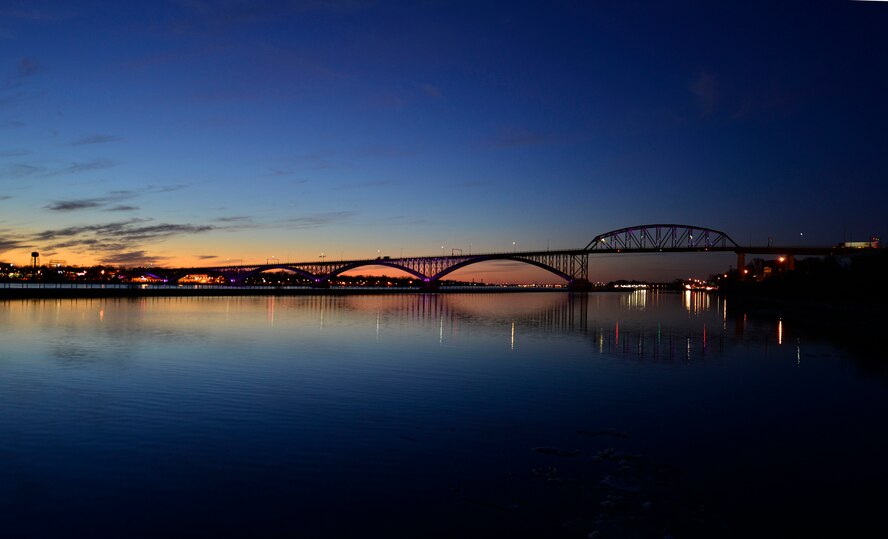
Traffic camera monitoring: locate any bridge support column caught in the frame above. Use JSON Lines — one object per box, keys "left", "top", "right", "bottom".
{"left": 422, "top": 280, "right": 440, "bottom": 291}
{"left": 567, "top": 278, "right": 591, "bottom": 292}
{"left": 785, "top": 254, "right": 795, "bottom": 271}
{"left": 736, "top": 252, "right": 746, "bottom": 279}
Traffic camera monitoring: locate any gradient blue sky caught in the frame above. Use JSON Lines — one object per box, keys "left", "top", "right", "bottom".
{"left": 2, "top": 1, "right": 887, "bottom": 282}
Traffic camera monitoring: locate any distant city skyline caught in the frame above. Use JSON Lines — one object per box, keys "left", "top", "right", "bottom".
{"left": 2, "top": 1, "right": 887, "bottom": 283}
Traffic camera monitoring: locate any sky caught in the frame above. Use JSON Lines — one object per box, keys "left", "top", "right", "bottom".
{"left": 1, "top": 0, "right": 887, "bottom": 283}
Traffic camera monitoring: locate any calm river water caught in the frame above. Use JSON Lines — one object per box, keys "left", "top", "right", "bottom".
{"left": 1, "top": 292, "right": 885, "bottom": 538}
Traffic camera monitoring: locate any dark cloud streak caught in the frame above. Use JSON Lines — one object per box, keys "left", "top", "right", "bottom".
{"left": 70, "top": 134, "right": 122, "bottom": 146}
{"left": 45, "top": 199, "right": 105, "bottom": 211}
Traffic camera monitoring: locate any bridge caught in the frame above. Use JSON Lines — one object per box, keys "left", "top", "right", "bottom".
{"left": 145, "top": 224, "right": 864, "bottom": 288}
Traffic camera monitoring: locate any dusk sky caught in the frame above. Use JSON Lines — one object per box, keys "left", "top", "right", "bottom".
{"left": 2, "top": 1, "right": 887, "bottom": 283}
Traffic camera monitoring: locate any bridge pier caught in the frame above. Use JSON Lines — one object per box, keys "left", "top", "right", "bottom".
{"left": 567, "top": 278, "right": 592, "bottom": 292}
{"left": 736, "top": 252, "right": 746, "bottom": 279}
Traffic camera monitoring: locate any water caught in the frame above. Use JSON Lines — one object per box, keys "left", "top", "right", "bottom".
{"left": 0, "top": 292, "right": 885, "bottom": 538}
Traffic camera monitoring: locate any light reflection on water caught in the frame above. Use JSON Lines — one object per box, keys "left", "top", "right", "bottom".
{"left": 0, "top": 292, "right": 885, "bottom": 537}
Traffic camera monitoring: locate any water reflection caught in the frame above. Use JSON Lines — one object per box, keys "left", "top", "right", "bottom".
{"left": 1, "top": 292, "right": 886, "bottom": 537}
{"left": 0, "top": 292, "right": 807, "bottom": 364}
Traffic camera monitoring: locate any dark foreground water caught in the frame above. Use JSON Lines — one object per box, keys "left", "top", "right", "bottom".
{"left": 1, "top": 292, "right": 885, "bottom": 538}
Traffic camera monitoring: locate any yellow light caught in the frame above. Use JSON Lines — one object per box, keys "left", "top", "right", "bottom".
{"left": 778, "top": 257, "right": 785, "bottom": 263}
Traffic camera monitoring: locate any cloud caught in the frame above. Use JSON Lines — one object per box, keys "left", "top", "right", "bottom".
{"left": 44, "top": 159, "right": 116, "bottom": 176}
{"left": 0, "top": 163, "right": 45, "bottom": 179}
{"left": 333, "top": 179, "right": 393, "bottom": 190}
{"left": 0, "top": 149, "right": 30, "bottom": 157}
{"left": 99, "top": 251, "right": 170, "bottom": 266}
{"left": 3, "top": 159, "right": 117, "bottom": 180}
{"left": 45, "top": 199, "right": 105, "bottom": 211}
{"left": 0, "top": 237, "right": 27, "bottom": 253}
{"left": 214, "top": 215, "right": 252, "bottom": 222}
{"left": 32, "top": 219, "right": 215, "bottom": 260}
{"left": 1, "top": 120, "right": 24, "bottom": 128}
{"left": 294, "top": 151, "right": 338, "bottom": 170}
{"left": 374, "top": 215, "right": 429, "bottom": 226}
{"left": 44, "top": 185, "right": 183, "bottom": 212}
{"left": 690, "top": 71, "right": 719, "bottom": 116}
{"left": 113, "top": 223, "right": 214, "bottom": 241}
{"left": 281, "top": 211, "right": 356, "bottom": 228}
{"left": 33, "top": 219, "right": 148, "bottom": 241}
{"left": 358, "top": 145, "right": 416, "bottom": 159}
{"left": 45, "top": 190, "right": 135, "bottom": 212}
{"left": 17, "top": 57, "right": 39, "bottom": 77}
{"left": 70, "top": 134, "right": 122, "bottom": 146}
{"left": 0, "top": 195, "right": 11, "bottom": 200}
{"left": 196, "top": 254, "right": 218, "bottom": 259}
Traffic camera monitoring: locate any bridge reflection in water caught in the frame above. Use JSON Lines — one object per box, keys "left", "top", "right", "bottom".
{"left": 251, "top": 290, "right": 794, "bottom": 363}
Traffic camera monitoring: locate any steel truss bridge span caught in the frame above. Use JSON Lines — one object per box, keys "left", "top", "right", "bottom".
{"left": 585, "top": 224, "right": 738, "bottom": 251}
{"left": 154, "top": 224, "right": 838, "bottom": 287}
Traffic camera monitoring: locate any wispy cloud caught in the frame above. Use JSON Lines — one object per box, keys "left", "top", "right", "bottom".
{"left": 32, "top": 219, "right": 215, "bottom": 259}
{"left": 373, "top": 215, "right": 429, "bottom": 226}
{"left": 196, "top": 254, "right": 218, "bottom": 259}
{"left": 44, "top": 185, "right": 184, "bottom": 212}
{"left": 46, "top": 190, "right": 133, "bottom": 212}
{"left": 280, "top": 211, "right": 356, "bottom": 228}
{"left": 0, "top": 237, "right": 27, "bottom": 253}
{"left": 70, "top": 134, "right": 122, "bottom": 146}
{"left": 214, "top": 215, "right": 252, "bottom": 223}
{"left": 1, "top": 159, "right": 117, "bottom": 180}
{"left": 1, "top": 120, "right": 24, "bottom": 128}
{"left": 333, "top": 179, "right": 393, "bottom": 190}
{"left": 45, "top": 199, "right": 105, "bottom": 212}
{"left": 44, "top": 159, "right": 116, "bottom": 176}
{"left": 0, "top": 149, "right": 30, "bottom": 157}
{"left": 99, "top": 251, "right": 169, "bottom": 266}
{"left": 0, "top": 163, "right": 44, "bottom": 179}
{"left": 358, "top": 145, "right": 416, "bottom": 159}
